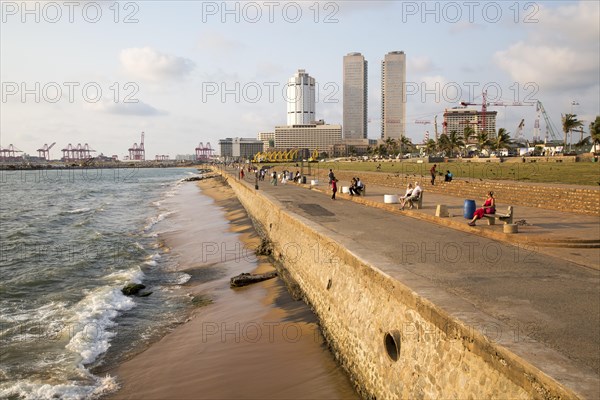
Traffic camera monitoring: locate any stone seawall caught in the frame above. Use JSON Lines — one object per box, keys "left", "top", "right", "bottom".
{"left": 326, "top": 170, "right": 599, "bottom": 216}
{"left": 222, "top": 174, "right": 581, "bottom": 399}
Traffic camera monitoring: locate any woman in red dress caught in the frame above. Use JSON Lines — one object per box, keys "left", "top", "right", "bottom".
{"left": 468, "top": 191, "right": 495, "bottom": 226}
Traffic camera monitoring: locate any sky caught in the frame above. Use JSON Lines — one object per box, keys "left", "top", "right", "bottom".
{"left": 1, "top": 0, "right": 599, "bottom": 158}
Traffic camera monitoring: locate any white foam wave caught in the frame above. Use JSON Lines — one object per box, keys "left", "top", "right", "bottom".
{"left": 0, "top": 374, "right": 119, "bottom": 400}
{"left": 133, "top": 242, "right": 145, "bottom": 250}
{"left": 143, "top": 211, "right": 176, "bottom": 232}
{"left": 104, "top": 266, "right": 145, "bottom": 285}
{"left": 65, "top": 287, "right": 136, "bottom": 365}
{"left": 1, "top": 301, "right": 68, "bottom": 339}
{"left": 68, "top": 208, "right": 91, "bottom": 214}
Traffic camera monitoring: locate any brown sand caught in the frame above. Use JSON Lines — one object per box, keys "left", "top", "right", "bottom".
{"left": 108, "top": 177, "right": 357, "bottom": 399}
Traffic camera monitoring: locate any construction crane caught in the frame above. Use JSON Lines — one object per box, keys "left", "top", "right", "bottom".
{"left": 460, "top": 91, "right": 535, "bottom": 134}
{"left": 37, "top": 142, "right": 56, "bottom": 160}
{"left": 534, "top": 101, "right": 559, "bottom": 141}
{"left": 515, "top": 119, "right": 525, "bottom": 141}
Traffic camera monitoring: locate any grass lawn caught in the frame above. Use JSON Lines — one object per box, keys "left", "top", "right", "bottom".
{"left": 260, "top": 159, "right": 600, "bottom": 186}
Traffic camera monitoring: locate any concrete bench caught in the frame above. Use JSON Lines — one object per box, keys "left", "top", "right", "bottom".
{"left": 406, "top": 191, "right": 424, "bottom": 209}
{"left": 350, "top": 185, "right": 366, "bottom": 196}
{"left": 483, "top": 206, "right": 513, "bottom": 225}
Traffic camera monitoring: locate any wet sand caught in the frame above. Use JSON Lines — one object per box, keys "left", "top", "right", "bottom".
{"left": 109, "top": 177, "right": 357, "bottom": 399}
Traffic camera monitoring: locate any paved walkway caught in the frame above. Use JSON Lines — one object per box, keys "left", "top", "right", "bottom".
{"left": 224, "top": 167, "right": 599, "bottom": 399}
{"left": 305, "top": 176, "right": 600, "bottom": 269}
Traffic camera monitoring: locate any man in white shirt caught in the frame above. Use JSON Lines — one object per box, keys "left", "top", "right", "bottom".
{"left": 401, "top": 182, "right": 422, "bottom": 210}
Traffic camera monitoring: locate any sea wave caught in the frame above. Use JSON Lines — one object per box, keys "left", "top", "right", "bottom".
{"left": 143, "top": 211, "right": 176, "bottom": 232}
{"left": 67, "top": 208, "right": 92, "bottom": 214}
{"left": 65, "top": 287, "right": 136, "bottom": 365}
{"left": 0, "top": 373, "right": 119, "bottom": 400}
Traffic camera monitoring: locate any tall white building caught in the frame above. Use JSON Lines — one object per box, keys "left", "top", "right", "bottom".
{"left": 381, "top": 51, "right": 406, "bottom": 140}
{"left": 343, "top": 53, "right": 368, "bottom": 139}
{"left": 286, "top": 69, "right": 316, "bottom": 125}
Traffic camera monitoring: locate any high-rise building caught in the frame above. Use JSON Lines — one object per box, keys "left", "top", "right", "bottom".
{"left": 343, "top": 52, "right": 368, "bottom": 139}
{"left": 381, "top": 51, "right": 406, "bottom": 140}
{"left": 286, "top": 69, "right": 316, "bottom": 125}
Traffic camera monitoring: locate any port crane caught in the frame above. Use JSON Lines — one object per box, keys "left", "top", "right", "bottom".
{"left": 195, "top": 142, "right": 215, "bottom": 161}
{"left": 128, "top": 132, "right": 145, "bottom": 161}
{"left": 0, "top": 144, "right": 23, "bottom": 160}
{"left": 37, "top": 142, "right": 56, "bottom": 160}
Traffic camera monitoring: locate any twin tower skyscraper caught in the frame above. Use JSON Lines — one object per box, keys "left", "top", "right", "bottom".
{"left": 343, "top": 51, "right": 406, "bottom": 141}
{"left": 286, "top": 52, "right": 407, "bottom": 141}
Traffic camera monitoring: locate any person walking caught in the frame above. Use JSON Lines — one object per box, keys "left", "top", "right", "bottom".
{"left": 430, "top": 164, "right": 437, "bottom": 185}
{"left": 331, "top": 178, "right": 338, "bottom": 200}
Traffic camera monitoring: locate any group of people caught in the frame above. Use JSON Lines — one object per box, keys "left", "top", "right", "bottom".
{"left": 242, "top": 165, "right": 496, "bottom": 226}
{"left": 327, "top": 170, "right": 365, "bottom": 201}
{"left": 430, "top": 164, "right": 453, "bottom": 184}
{"left": 349, "top": 177, "right": 364, "bottom": 196}
{"left": 399, "top": 182, "right": 422, "bottom": 210}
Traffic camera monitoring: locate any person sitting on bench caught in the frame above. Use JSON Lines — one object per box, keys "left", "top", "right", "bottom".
{"left": 468, "top": 191, "right": 495, "bottom": 226}
{"left": 350, "top": 177, "right": 364, "bottom": 196}
{"left": 400, "top": 182, "right": 421, "bottom": 210}
{"left": 400, "top": 183, "right": 413, "bottom": 202}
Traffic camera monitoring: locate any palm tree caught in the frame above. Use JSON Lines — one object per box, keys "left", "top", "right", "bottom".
{"left": 494, "top": 128, "right": 513, "bottom": 151}
{"left": 425, "top": 139, "right": 437, "bottom": 155}
{"left": 400, "top": 136, "right": 415, "bottom": 154}
{"left": 463, "top": 125, "right": 476, "bottom": 144}
{"left": 448, "top": 130, "right": 465, "bottom": 157}
{"left": 437, "top": 134, "right": 451, "bottom": 156}
{"left": 383, "top": 138, "right": 397, "bottom": 156}
{"left": 475, "top": 131, "right": 492, "bottom": 155}
{"left": 562, "top": 114, "right": 583, "bottom": 150}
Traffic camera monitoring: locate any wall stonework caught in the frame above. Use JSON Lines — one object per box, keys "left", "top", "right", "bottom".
{"left": 223, "top": 174, "right": 580, "bottom": 399}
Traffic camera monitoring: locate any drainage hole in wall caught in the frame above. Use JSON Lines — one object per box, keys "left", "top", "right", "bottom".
{"left": 384, "top": 330, "right": 401, "bottom": 362}
{"left": 326, "top": 278, "right": 332, "bottom": 290}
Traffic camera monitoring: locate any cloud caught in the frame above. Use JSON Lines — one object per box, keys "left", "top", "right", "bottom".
{"left": 120, "top": 47, "right": 195, "bottom": 82}
{"left": 86, "top": 99, "right": 166, "bottom": 116}
{"left": 494, "top": 1, "right": 599, "bottom": 91}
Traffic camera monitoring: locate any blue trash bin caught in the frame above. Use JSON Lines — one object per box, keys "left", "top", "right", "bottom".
{"left": 464, "top": 199, "right": 476, "bottom": 219}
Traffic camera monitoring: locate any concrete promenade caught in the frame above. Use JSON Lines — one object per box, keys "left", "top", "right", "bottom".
{"left": 225, "top": 167, "right": 599, "bottom": 398}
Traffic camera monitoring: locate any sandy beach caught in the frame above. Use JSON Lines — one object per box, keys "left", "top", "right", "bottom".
{"left": 108, "top": 177, "right": 357, "bottom": 399}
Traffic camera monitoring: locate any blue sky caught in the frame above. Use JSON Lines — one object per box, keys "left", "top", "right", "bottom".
{"left": 1, "top": 1, "right": 599, "bottom": 158}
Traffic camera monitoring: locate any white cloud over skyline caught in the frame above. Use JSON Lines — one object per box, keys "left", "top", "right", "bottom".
{"left": 120, "top": 47, "right": 196, "bottom": 82}
{"left": 1, "top": 1, "right": 598, "bottom": 157}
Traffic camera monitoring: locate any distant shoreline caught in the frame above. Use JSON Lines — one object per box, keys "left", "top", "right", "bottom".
{"left": 0, "top": 162, "right": 211, "bottom": 170}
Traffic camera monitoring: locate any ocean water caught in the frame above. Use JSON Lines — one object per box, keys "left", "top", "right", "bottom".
{"left": 0, "top": 167, "right": 201, "bottom": 399}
